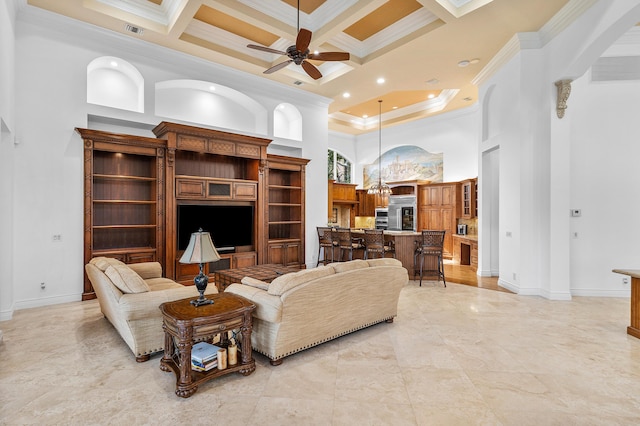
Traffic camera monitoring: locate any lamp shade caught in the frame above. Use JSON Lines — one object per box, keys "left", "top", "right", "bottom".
{"left": 179, "top": 230, "right": 221, "bottom": 264}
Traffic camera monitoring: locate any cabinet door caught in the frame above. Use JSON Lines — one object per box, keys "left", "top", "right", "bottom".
{"left": 441, "top": 185, "right": 455, "bottom": 206}
{"left": 284, "top": 242, "right": 301, "bottom": 266}
{"left": 442, "top": 208, "right": 454, "bottom": 256}
{"left": 233, "top": 252, "right": 257, "bottom": 268}
{"left": 427, "top": 187, "right": 441, "bottom": 206}
{"left": 427, "top": 208, "right": 442, "bottom": 229}
{"left": 267, "top": 243, "right": 286, "bottom": 265}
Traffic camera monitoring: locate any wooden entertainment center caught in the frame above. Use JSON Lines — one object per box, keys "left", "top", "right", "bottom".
{"left": 78, "top": 122, "right": 309, "bottom": 300}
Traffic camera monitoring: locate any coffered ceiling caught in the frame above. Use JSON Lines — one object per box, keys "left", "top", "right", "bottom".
{"left": 26, "top": 0, "right": 571, "bottom": 134}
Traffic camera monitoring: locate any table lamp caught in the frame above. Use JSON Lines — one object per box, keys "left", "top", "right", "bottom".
{"left": 179, "top": 228, "right": 220, "bottom": 306}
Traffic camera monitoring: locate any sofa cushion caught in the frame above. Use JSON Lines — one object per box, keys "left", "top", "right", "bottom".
{"left": 268, "top": 265, "right": 335, "bottom": 296}
{"left": 105, "top": 264, "right": 150, "bottom": 294}
{"left": 241, "top": 277, "right": 270, "bottom": 291}
{"left": 330, "top": 259, "right": 369, "bottom": 274}
{"left": 367, "top": 258, "right": 402, "bottom": 268}
{"left": 90, "top": 256, "right": 125, "bottom": 272}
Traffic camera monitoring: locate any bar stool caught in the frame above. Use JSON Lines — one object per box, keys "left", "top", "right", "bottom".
{"left": 336, "top": 228, "right": 364, "bottom": 261}
{"left": 362, "top": 229, "right": 396, "bottom": 259}
{"left": 316, "top": 226, "right": 336, "bottom": 266}
{"left": 414, "top": 230, "right": 446, "bottom": 287}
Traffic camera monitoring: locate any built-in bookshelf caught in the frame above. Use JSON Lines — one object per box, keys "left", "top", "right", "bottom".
{"left": 266, "top": 155, "right": 309, "bottom": 266}
{"left": 78, "top": 128, "right": 165, "bottom": 300}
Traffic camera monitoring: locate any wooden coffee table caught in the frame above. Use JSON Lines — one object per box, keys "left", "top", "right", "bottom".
{"left": 159, "top": 293, "right": 256, "bottom": 398}
{"left": 213, "top": 264, "right": 300, "bottom": 292}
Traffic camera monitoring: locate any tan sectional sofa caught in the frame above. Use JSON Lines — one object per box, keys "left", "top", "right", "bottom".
{"left": 85, "top": 257, "right": 217, "bottom": 361}
{"left": 225, "top": 258, "right": 408, "bottom": 365}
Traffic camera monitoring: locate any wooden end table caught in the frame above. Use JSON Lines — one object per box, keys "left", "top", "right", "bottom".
{"left": 213, "top": 263, "right": 300, "bottom": 291}
{"left": 159, "top": 293, "right": 256, "bottom": 398}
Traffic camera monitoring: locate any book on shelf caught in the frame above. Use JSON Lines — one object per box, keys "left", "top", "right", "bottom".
{"left": 191, "top": 358, "right": 218, "bottom": 372}
{"left": 191, "top": 341, "right": 220, "bottom": 363}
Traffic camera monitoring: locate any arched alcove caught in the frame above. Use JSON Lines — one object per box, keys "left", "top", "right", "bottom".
{"left": 273, "top": 103, "right": 302, "bottom": 141}
{"left": 87, "top": 57, "right": 144, "bottom": 112}
{"left": 155, "top": 80, "right": 267, "bottom": 135}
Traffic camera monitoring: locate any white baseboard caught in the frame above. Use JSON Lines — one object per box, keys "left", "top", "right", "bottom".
{"left": 571, "top": 288, "right": 631, "bottom": 297}
{"left": 14, "top": 293, "right": 82, "bottom": 311}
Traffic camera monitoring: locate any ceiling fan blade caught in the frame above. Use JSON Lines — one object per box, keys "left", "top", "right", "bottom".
{"left": 308, "top": 52, "right": 350, "bottom": 61}
{"left": 301, "top": 60, "right": 322, "bottom": 80}
{"left": 247, "top": 44, "right": 287, "bottom": 56}
{"left": 296, "top": 28, "right": 312, "bottom": 52}
{"left": 264, "top": 60, "right": 293, "bottom": 74}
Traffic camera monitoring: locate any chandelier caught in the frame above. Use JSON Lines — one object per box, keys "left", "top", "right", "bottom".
{"left": 368, "top": 100, "right": 392, "bottom": 195}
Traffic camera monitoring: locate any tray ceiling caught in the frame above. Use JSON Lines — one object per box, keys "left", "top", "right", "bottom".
{"left": 27, "top": 0, "right": 571, "bottom": 134}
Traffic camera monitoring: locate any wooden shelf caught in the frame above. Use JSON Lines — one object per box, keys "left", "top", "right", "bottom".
{"left": 93, "top": 224, "right": 157, "bottom": 229}
{"left": 94, "top": 174, "right": 156, "bottom": 181}
{"left": 94, "top": 200, "right": 157, "bottom": 204}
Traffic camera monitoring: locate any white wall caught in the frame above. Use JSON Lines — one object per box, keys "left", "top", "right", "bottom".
{"left": 478, "top": 0, "right": 640, "bottom": 298}
{"left": 569, "top": 74, "right": 640, "bottom": 295}
{"left": 0, "top": 0, "right": 16, "bottom": 322}
{"left": 4, "top": 5, "right": 331, "bottom": 315}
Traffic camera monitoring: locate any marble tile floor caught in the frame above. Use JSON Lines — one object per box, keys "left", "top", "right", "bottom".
{"left": 1, "top": 281, "right": 640, "bottom": 425}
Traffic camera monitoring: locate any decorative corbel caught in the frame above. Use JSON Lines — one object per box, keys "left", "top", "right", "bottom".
{"left": 555, "top": 79, "right": 573, "bottom": 119}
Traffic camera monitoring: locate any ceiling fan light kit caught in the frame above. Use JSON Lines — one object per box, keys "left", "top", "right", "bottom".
{"left": 246, "top": 1, "right": 349, "bottom": 80}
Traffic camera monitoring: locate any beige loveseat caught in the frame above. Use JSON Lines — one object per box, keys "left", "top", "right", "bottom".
{"left": 225, "top": 258, "right": 407, "bottom": 365}
{"left": 85, "top": 257, "right": 217, "bottom": 362}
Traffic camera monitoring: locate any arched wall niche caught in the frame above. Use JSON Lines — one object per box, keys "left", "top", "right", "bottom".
{"left": 155, "top": 80, "right": 267, "bottom": 135}
{"left": 273, "top": 103, "right": 302, "bottom": 141}
{"left": 87, "top": 56, "right": 144, "bottom": 112}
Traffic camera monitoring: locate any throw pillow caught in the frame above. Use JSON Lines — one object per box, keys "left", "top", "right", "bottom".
{"left": 90, "top": 256, "right": 125, "bottom": 272}
{"left": 105, "top": 264, "right": 150, "bottom": 294}
{"left": 240, "top": 277, "right": 270, "bottom": 291}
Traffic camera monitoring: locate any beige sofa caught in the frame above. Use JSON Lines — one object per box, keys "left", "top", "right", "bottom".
{"left": 85, "top": 257, "right": 217, "bottom": 362}
{"left": 225, "top": 258, "right": 407, "bottom": 365}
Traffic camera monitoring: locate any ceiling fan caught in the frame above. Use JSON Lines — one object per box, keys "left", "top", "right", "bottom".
{"left": 246, "top": 0, "right": 350, "bottom": 80}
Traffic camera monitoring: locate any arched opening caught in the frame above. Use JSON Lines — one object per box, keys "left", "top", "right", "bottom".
{"left": 87, "top": 56, "right": 144, "bottom": 112}
{"left": 273, "top": 103, "right": 302, "bottom": 141}
{"left": 155, "top": 80, "right": 267, "bottom": 134}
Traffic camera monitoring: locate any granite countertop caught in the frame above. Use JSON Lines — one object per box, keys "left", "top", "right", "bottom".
{"left": 452, "top": 234, "right": 478, "bottom": 242}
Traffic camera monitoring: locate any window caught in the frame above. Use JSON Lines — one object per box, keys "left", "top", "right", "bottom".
{"left": 327, "top": 149, "right": 352, "bottom": 183}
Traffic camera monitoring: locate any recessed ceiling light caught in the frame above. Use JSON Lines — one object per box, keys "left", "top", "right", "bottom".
{"left": 314, "top": 50, "right": 319, "bottom": 55}
{"left": 342, "top": 92, "right": 350, "bottom": 98}
{"left": 463, "top": 97, "right": 473, "bottom": 101}
{"left": 363, "top": 115, "right": 368, "bottom": 118}
{"left": 426, "top": 78, "right": 439, "bottom": 85}
{"left": 392, "top": 106, "right": 398, "bottom": 109}
{"left": 110, "top": 61, "right": 118, "bottom": 67}
{"left": 470, "top": 58, "right": 480, "bottom": 64}
{"left": 209, "top": 85, "right": 216, "bottom": 91}
{"left": 377, "top": 77, "right": 385, "bottom": 84}
{"left": 427, "top": 94, "right": 435, "bottom": 99}
{"left": 458, "top": 60, "right": 470, "bottom": 67}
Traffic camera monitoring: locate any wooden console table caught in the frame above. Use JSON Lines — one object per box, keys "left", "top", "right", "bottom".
{"left": 159, "top": 293, "right": 256, "bottom": 398}
{"left": 612, "top": 269, "right": 640, "bottom": 339}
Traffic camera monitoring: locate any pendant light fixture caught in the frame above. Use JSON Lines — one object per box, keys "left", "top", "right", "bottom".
{"left": 368, "top": 100, "right": 392, "bottom": 195}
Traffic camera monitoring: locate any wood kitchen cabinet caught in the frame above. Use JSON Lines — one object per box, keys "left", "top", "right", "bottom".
{"left": 461, "top": 178, "right": 477, "bottom": 219}
{"left": 356, "top": 189, "right": 376, "bottom": 216}
{"left": 417, "top": 182, "right": 460, "bottom": 258}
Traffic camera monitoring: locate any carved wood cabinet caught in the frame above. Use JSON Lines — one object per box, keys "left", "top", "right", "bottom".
{"left": 265, "top": 155, "right": 309, "bottom": 267}
{"left": 80, "top": 122, "right": 309, "bottom": 298}
{"left": 78, "top": 128, "right": 166, "bottom": 300}
{"left": 417, "top": 182, "right": 460, "bottom": 259}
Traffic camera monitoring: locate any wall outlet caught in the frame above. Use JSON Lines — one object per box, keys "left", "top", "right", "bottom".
{"left": 570, "top": 209, "right": 581, "bottom": 217}
{"left": 40, "top": 282, "right": 46, "bottom": 289}
{"left": 52, "top": 234, "right": 62, "bottom": 242}
{"left": 622, "top": 277, "right": 630, "bottom": 285}
{"left": 572, "top": 232, "right": 578, "bottom": 239}
{"left": 506, "top": 231, "right": 512, "bottom": 237}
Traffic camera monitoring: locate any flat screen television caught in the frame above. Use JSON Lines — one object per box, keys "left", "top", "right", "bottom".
{"left": 177, "top": 204, "right": 254, "bottom": 252}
